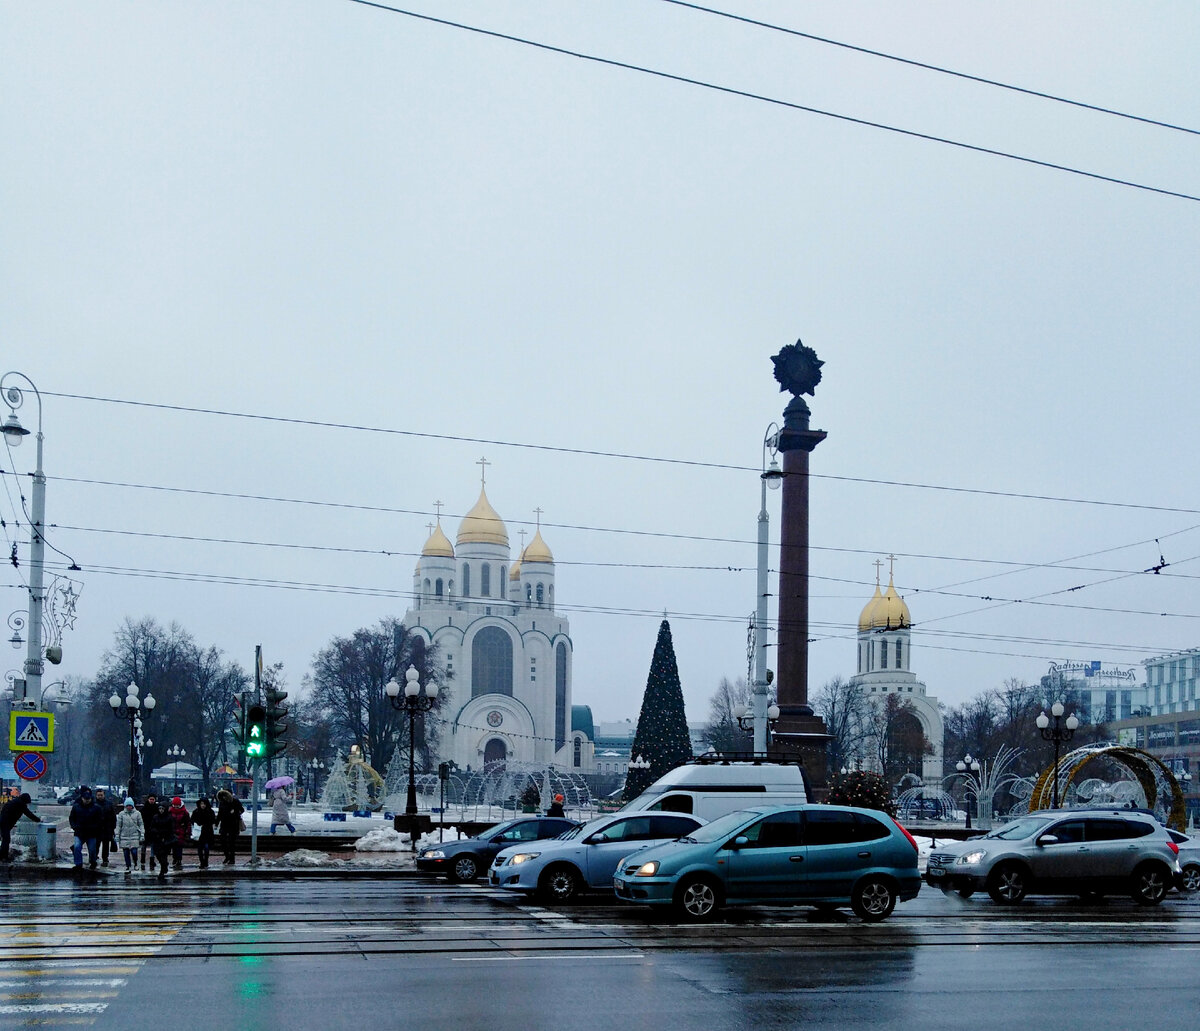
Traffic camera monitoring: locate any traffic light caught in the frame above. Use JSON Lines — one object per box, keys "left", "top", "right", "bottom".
{"left": 265, "top": 686, "right": 288, "bottom": 758}
{"left": 245, "top": 704, "right": 267, "bottom": 760}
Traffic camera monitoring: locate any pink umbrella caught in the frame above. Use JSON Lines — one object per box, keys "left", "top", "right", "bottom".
{"left": 263, "top": 775, "right": 294, "bottom": 791}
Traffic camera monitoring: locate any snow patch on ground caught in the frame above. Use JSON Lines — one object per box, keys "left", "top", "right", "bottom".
{"left": 354, "top": 827, "right": 410, "bottom": 852}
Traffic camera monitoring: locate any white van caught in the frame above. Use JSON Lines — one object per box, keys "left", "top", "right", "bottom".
{"left": 620, "top": 760, "right": 810, "bottom": 823}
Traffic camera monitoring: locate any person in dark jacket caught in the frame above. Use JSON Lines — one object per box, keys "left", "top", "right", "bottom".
{"left": 138, "top": 794, "right": 158, "bottom": 872}
{"left": 546, "top": 793, "right": 565, "bottom": 818}
{"left": 216, "top": 790, "right": 244, "bottom": 866}
{"left": 1, "top": 792, "right": 41, "bottom": 861}
{"left": 94, "top": 788, "right": 117, "bottom": 867}
{"left": 146, "top": 801, "right": 174, "bottom": 882}
{"left": 192, "top": 797, "right": 216, "bottom": 869}
{"left": 167, "top": 797, "right": 192, "bottom": 870}
{"left": 69, "top": 786, "right": 104, "bottom": 869}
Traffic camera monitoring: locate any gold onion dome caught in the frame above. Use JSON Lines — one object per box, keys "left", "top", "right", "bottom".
{"left": 861, "top": 576, "right": 911, "bottom": 631}
{"left": 509, "top": 559, "right": 522, "bottom": 581}
{"left": 457, "top": 486, "right": 509, "bottom": 547}
{"left": 421, "top": 521, "right": 454, "bottom": 558}
{"left": 857, "top": 582, "right": 884, "bottom": 632}
{"left": 523, "top": 528, "right": 553, "bottom": 564}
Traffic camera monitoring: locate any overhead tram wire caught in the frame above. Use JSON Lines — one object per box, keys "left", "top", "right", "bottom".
{"left": 343, "top": 0, "right": 1200, "bottom": 204}
{"left": 36, "top": 392, "right": 1200, "bottom": 517}
{"left": 658, "top": 0, "right": 1200, "bottom": 138}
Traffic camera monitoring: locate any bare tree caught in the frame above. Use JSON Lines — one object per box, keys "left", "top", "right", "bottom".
{"left": 871, "top": 693, "right": 933, "bottom": 788}
{"left": 187, "top": 645, "right": 249, "bottom": 794}
{"left": 308, "top": 617, "right": 446, "bottom": 774}
{"left": 701, "top": 677, "right": 752, "bottom": 755}
{"left": 812, "top": 675, "right": 871, "bottom": 774}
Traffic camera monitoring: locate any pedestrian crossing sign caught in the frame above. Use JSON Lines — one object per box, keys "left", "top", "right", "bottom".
{"left": 9, "top": 710, "right": 54, "bottom": 753}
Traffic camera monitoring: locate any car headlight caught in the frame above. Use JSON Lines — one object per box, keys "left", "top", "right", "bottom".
{"left": 633, "top": 861, "right": 659, "bottom": 877}
{"left": 957, "top": 850, "right": 988, "bottom": 865}
{"left": 510, "top": 852, "right": 541, "bottom": 865}
{"left": 421, "top": 850, "right": 445, "bottom": 860}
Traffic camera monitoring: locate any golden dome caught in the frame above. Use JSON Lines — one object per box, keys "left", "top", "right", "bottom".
{"left": 509, "top": 559, "right": 522, "bottom": 581}
{"left": 457, "top": 486, "right": 508, "bottom": 547}
{"left": 857, "top": 582, "right": 884, "bottom": 632}
{"left": 861, "top": 576, "right": 910, "bottom": 631}
{"left": 421, "top": 521, "right": 454, "bottom": 558}
{"left": 523, "top": 528, "right": 553, "bottom": 564}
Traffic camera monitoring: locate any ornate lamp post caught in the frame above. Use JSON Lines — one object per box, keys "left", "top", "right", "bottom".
{"left": 746, "top": 424, "right": 784, "bottom": 755}
{"left": 108, "top": 681, "right": 157, "bottom": 800}
{"left": 1036, "top": 702, "right": 1079, "bottom": 808}
{"left": 955, "top": 754, "right": 981, "bottom": 828}
{"left": 168, "top": 745, "right": 186, "bottom": 796}
{"left": 734, "top": 700, "right": 780, "bottom": 750}
{"left": 308, "top": 758, "right": 325, "bottom": 802}
{"left": 627, "top": 753, "right": 651, "bottom": 783}
{"left": 385, "top": 666, "right": 438, "bottom": 844}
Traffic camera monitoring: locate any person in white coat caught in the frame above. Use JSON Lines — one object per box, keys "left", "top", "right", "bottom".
{"left": 115, "top": 798, "right": 145, "bottom": 874}
{"left": 269, "top": 789, "right": 295, "bottom": 834}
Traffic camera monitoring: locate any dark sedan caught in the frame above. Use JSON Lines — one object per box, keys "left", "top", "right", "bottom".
{"left": 416, "top": 816, "right": 578, "bottom": 881}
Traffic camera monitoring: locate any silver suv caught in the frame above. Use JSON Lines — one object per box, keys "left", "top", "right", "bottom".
{"left": 926, "top": 809, "right": 1181, "bottom": 905}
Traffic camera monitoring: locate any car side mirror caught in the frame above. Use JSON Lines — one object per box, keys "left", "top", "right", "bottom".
{"left": 1037, "top": 834, "right": 1059, "bottom": 847}
{"left": 728, "top": 836, "right": 749, "bottom": 850}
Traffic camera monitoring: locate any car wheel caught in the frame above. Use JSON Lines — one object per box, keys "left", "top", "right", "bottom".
{"left": 674, "top": 875, "right": 722, "bottom": 922}
{"left": 1181, "top": 863, "right": 1200, "bottom": 893}
{"left": 537, "top": 864, "right": 581, "bottom": 904}
{"left": 986, "top": 862, "right": 1028, "bottom": 905}
{"left": 851, "top": 876, "right": 896, "bottom": 922}
{"left": 449, "top": 854, "right": 479, "bottom": 882}
{"left": 1130, "top": 862, "right": 1170, "bottom": 906}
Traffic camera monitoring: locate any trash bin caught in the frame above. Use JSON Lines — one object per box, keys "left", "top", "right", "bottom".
{"left": 36, "top": 822, "right": 57, "bottom": 861}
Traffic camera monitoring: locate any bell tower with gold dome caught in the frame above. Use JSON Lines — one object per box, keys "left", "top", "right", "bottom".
{"left": 405, "top": 461, "right": 591, "bottom": 775}
{"left": 849, "top": 556, "right": 943, "bottom": 784}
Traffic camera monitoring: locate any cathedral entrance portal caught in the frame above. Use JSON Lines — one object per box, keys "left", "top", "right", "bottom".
{"left": 484, "top": 738, "right": 507, "bottom": 766}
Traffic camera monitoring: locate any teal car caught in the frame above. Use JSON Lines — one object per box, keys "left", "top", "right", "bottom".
{"left": 613, "top": 804, "right": 922, "bottom": 922}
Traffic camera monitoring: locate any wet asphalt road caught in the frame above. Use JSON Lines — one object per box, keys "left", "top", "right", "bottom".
{"left": 3, "top": 877, "right": 1199, "bottom": 1030}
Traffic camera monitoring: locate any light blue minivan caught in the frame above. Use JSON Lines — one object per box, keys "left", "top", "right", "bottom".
{"left": 613, "top": 804, "right": 921, "bottom": 922}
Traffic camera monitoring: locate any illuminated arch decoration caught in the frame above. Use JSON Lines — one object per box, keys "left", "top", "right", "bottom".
{"left": 1030, "top": 744, "right": 1187, "bottom": 831}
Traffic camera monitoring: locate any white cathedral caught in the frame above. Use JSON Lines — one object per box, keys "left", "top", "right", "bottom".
{"left": 404, "top": 468, "right": 595, "bottom": 774}
{"left": 848, "top": 558, "right": 944, "bottom": 784}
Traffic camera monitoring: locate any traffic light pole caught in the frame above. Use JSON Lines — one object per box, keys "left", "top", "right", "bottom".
{"left": 250, "top": 758, "right": 260, "bottom": 866}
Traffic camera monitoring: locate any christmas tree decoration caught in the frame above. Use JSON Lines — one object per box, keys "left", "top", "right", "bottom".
{"left": 826, "top": 769, "right": 896, "bottom": 817}
{"left": 623, "top": 619, "right": 693, "bottom": 801}
{"left": 319, "top": 752, "right": 352, "bottom": 809}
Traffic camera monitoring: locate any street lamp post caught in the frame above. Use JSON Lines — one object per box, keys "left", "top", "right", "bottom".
{"left": 955, "top": 754, "right": 981, "bottom": 829}
{"left": 308, "top": 758, "right": 325, "bottom": 802}
{"left": 733, "top": 701, "right": 781, "bottom": 749}
{"left": 749, "top": 424, "right": 784, "bottom": 755}
{"left": 168, "top": 745, "right": 186, "bottom": 796}
{"left": 385, "top": 666, "right": 438, "bottom": 847}
{"left": 108, "top": 681, "right": 157, "bottom": 800}
{"left": 1036, "top": 701, "right": 1079, "bottom": 809}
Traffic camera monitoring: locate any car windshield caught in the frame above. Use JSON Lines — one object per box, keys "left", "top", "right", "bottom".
{"left": 678, "top": 810, "right": 757, "bottom": 844}
{"left": 984, "top": 816, "right": 1051, "bottom": 840}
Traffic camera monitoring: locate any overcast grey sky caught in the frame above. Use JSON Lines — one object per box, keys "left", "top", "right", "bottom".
{"left": 2, "top": 1, "right": 1198, "bottom": 727}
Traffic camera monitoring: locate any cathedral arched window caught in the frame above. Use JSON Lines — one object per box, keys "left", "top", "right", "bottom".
{"left": 548, "top": 584, "right": 554, "bottom": 610}
{"left": 472, "top": 627, "right": 513, "bottom": 697}
{"left": 573, "top": 737, "right": 582, "bottom": 768}
{"left": 435, "top": 578, "right": 444, "bottom": 599}
{"left": 481, "top": 563, "right": 491, "bottom": 597}
{"left": 423, "top": 578, "right": 431, "bottom": 598}
{"left": 526, "top": 583, "right": 532, "bottom": 605}
{"left": 462, "top": 563, "right": 470, "bottom": 597}
{"left": 895, "top": 640, "right": 903, "bottom": 669}
{"left": 536, "top": 583, "right": 544, "bottom": 607}
{"left": 881, "top": 641, "right": 889, "bottom": 668}
{"left": 448, "top": 579, "right": 455, "bottom": 597}
{"left": 556, "top": 642, "right": 568, "bottom": 750}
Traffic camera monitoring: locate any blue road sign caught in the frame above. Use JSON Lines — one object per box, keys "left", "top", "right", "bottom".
{"left": 9, "top": 711, "right": 54, "bottom": 753}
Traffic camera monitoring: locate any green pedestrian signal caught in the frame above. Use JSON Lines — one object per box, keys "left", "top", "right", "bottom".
{"left": 245, "top": 704, "right": 267, "bottom": 759}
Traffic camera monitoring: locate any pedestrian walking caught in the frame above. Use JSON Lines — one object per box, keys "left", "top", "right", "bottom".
{"left": 269, "top": 789, "right": 296, "bottom": 834}
{"left": 115, "top": 798, "right": 145, "bottom": 874}
{"left": 138, "top": 794, "right": 158, "bottom": 872}
{"left": 0, "top": 792, "right": 41, "bottom": 861}
{"left": 546, "top": 793, "right": 565, "bottom": 818}
{"left": 216, "top": 790, "right": 244, "bottom": 865}
{"left": 69, "top": 786, "right": 104, "bottom": 870}
{"left": 192, "top": 797, "right": 216, "bottom": 869}
{"left": 146, "top": 801, "right": 174, "bottom": 882}
{"left": 94, "top": 788, "right": 117, "bottom": 867}
{"left": 168, "top": 797, "right": 192, "bottom": 870}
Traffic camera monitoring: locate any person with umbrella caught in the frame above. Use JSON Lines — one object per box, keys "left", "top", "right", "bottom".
{"left": 267, "top": 775, "right": 296, "bottom": 834}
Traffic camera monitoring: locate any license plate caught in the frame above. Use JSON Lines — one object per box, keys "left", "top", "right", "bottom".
{"left": 927, "top": 867, "right": 944, "bottom": 878}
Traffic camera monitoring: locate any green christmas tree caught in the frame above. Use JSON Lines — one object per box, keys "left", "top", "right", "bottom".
{"left": 825, "top": 770, "right": 896, "bottom": 817}
{"left": 623, "top": 619, "right": 693, "bottom": 801}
